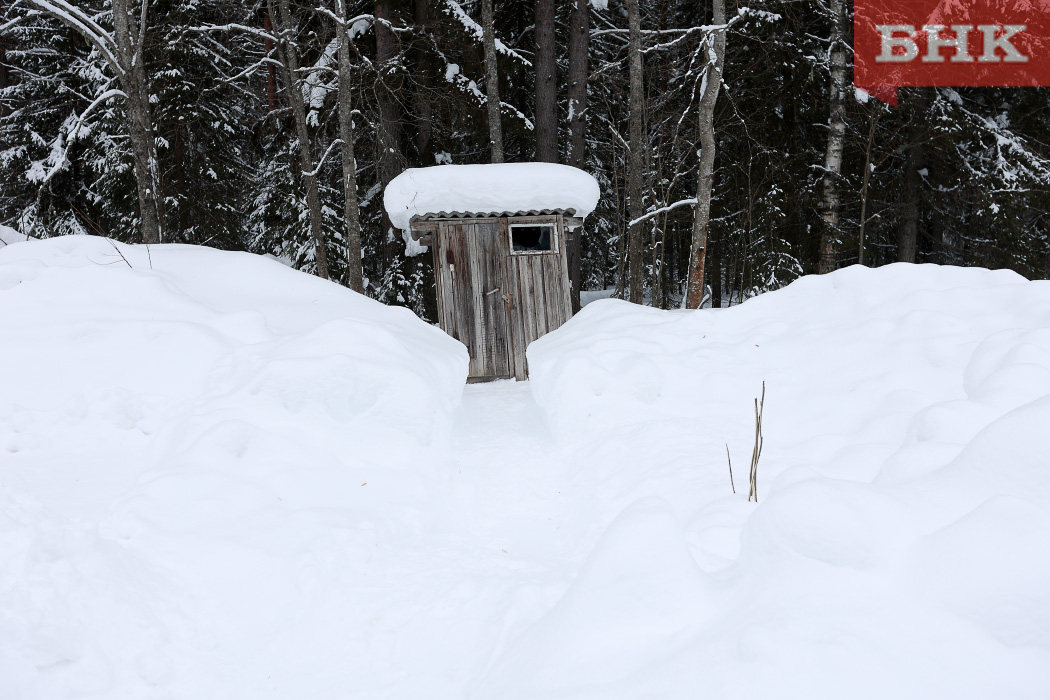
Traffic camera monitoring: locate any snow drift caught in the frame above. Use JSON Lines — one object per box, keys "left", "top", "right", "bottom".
{"left": 517, "top": 263, "right": 1050, "bottom": 698}
{"left": 4, "top": 245, "right": 1050, "bottom": 699}
{"left": 0, "top": 236, "right": 467, "bottom": 700}
{"left": 0, "top": 224, "right": 26, "bottom": 247}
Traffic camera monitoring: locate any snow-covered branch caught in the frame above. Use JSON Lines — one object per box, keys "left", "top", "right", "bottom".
{"left": 629, "top": 197, "right": 698, "bottom": 227}
{"left": 22, "top": 0, "right": 123, "bottom": 76}
{"left": 68, "top": 88, "right": 126, "bottom": 144}
{"left": 190, "top": 23, "right": 277, "bottom": 43}
{"left": 303, "top": 138, "right": 344, "bottom": 177}
{"left": 443, "top": 0, "right": 531, "bottom": 66}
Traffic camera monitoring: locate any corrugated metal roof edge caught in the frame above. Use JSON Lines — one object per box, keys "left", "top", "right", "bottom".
{"left": 408, "top": 209, "right": 580, "bottom": 240}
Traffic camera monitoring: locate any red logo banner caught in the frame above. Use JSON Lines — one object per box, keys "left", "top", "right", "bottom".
{"left": 854, "top": 0, "right": 1050, "bottom": 105}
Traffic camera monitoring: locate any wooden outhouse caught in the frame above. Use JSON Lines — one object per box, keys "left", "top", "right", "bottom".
{"left": 384, "top": 163, "right": 600, "bottom": 381}
{"left": 412, "top": 212, "right": 579, "bottom": 381}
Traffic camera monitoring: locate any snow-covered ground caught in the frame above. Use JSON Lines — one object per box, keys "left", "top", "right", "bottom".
{"left": 0, "top": 225, "right": 27, "bottom": 247}
{"left": 2, "top": 237, "right": 1049, "bottom": 699}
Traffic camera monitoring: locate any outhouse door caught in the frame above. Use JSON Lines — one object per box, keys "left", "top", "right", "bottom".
{"left": 433, "top": 215, "right": 573, "bottom": 381}
{"left": 434, "top": 220, "right": 516, "bottom": 381}
{"left": 501, "top": 215, "right": 572, "bottom": 379}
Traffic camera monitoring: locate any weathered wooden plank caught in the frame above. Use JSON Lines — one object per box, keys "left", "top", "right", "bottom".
{"left": 432, "top": 237, "right": 446, "bottom": 330}
{"left": 532, "top": 216, "right": 571, "bottom": 334}
{"left": 530, "top": 257, "right": 549, "bottom": 339}
{"left": 460, "top": 224, "right": 484, "bottom": 377}
{"left": 499, "top": 218, "right": 528, "bottom": 380}
{"left": 467, "top": 223, "right": 491, "bottom": 377}
{"left": 436, "top": 224, "right": 457, "bottom": 337}
{"left": 478, "top": 221, "right": 512, "bottom": 378}
{"left": 447, "top": 223, "right": 473, "bottom": 374}
{"left": 519, "top": 254, "right": 538, "bottom": 350}
{"left": 539, "top": 255, "right": 558, "bottom": 333}
{"left": 556, "top": 216, "right": 572, "bottom": 324}
{"left": 543, "top": 232, "right": 571, "bottom": 331}
{"left": 509, "top": 255, "right": 530, "bottom": 380}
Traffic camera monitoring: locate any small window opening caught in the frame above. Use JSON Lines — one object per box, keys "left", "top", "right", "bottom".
{"left": 510, "top": 224, "right": 555, "bottom": 252}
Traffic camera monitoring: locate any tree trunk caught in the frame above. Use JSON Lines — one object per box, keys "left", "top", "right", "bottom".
{"left": 481, "top": 0, "right": 504, "bottom": 163}
{"left": 567, "top": 0, "right": 588, "bottom": 170}
{"left": 566, "top": 0, "right": 589, "bottom": 312}
{"left": 817, "top": 0, "right": 847, "bottom": 274}
{"left": 264, "top": 14, "right": 278, "bottom": 111}
{"left": 626, "top": 0, "right": 645, "bottom": 304}
{"left": 0, "top": 37, "right": 9, "bottom": 120}
{"left": 898, "top": 147, "right": 924, "bottom": 264}
{"left": 336, "top": 0, "right": 364, "bottom": 292}
{"left": 375, "top": 0, "right": 405, "bottom": 262}
{"left": 172, "top": 126, "right": 186, "bottom": 241}
{"left": 899, "top": 89, "right": 932, "bottom": 263}
{"left": 412, "top": 0, "right": 433, "bottom": 162}
{"left": 857, "top": 108, "right": 878, "bottom": 266}
{"left": 534, "top": 0, "right": 557, "bottom": 163}
{"left": 111, "top": 0, "right": 163, "bottom": 244}
{"left": 710, "top": 226, "right": 722, "bottom": 308}
{"left": 271, "top": 0, "right": 329, "bottom": 279}
{"left": 684, "top": 0, "right": 726, "bottom": 309}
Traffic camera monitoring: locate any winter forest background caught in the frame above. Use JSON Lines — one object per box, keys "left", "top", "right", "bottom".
{"left": 2, "top": 0, "right": 1049, "bottom": 319}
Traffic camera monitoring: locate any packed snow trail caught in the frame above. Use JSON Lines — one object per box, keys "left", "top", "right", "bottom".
{"left": 3, "top": 238, "right": 1050, "bottom": 699}
{"left": 443, "top": 382, "right": 576, "bottom": 559}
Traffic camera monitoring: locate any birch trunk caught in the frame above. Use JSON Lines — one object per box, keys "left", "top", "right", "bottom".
{"left": 271, "top": 0, "right": 329, "bottom": 279}
{"left": 684, "top": 0, "right": 726, "bottom": 309}
{"left": 625, "top": 0, "right": 645, "bottom": 304}
{"left": 335, "top": 0, "right": 364, "bottom": 292}
{"left": 534, "top": 0, "right": 557, "bottom": 163}
{"left": 817, "top": 0, "right": 847, "bottom": 274}
{"left": 481, "top": 0, "right": 503, "bottom": 163}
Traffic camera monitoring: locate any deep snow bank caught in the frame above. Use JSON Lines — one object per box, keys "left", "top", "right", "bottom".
{"left": 6, "top": 247, "right": 1050, "bottom": 700}
{"left": 510, "top": 263, "right": 1050, "bottom": 698}
{"left": 0, "top": 224, "right": 26, "bottom": 247}
{"left": 0, "top": 236, "right": 466, "bottom": 439}
{"left": 0, "top": 236, "right": 467, "bottom": 699}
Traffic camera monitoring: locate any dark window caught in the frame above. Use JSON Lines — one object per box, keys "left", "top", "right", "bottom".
{"left": 510, "top": 224, "right": 555, "bottom": 252}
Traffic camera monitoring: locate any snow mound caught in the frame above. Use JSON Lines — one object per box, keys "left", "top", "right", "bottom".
{"left": 0, "top": 236, "right": 466, "bottom": 437}
{"left": 0, "top": 236, "right": 467, "bottom": 699}
{"left": 383, "top": 163, "right": 601, "bottom": 231}
{"left": 7, "top": 250, "right": 1050, "bottom": 699}
{"left": 476, "top": 498, "right": 711, "bottom": 699}
{"left": 515, "top": 263, "right": 1050, "bottom": 698}
{"left": 528, "top": 263, "right": 1049, "bottom": 437}
{"left": 0, "top": 224, "right": 26, "bottom": 247}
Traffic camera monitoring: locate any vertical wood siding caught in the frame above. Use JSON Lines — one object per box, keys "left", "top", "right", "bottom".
{"left": 427, "top": 215, "right": 573, "bottom": 381}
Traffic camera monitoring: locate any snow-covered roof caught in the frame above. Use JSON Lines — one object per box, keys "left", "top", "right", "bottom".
{"left": 383, "top": 163, "right": 601, "bottom": 232}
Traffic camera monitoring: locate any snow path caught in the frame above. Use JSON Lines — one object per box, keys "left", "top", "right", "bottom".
{"left": 420, "top": 381, "right": 583, "bottom": 691}
{"left": 445, "top": 381, "right": 571, "bottom": 556}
